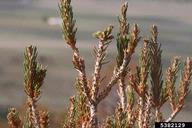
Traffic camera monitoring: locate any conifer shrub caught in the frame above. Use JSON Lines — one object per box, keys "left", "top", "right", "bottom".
{"left": 7, "top": 0, "right": 192, "bottom": 127}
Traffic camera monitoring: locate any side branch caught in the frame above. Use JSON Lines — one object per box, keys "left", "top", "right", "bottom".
{"left": 59, "top": 0, "right": 91, "bottom": 102}
{"left": 166, "top": 57, "right": 192, "bottom": 122}
{"left": 98, "top": 24, "right": 140, "bottom": 102}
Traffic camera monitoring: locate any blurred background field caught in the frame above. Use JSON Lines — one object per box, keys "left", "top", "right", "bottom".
{"left": 0, "top": 0, "right": 192, "bottom": 127}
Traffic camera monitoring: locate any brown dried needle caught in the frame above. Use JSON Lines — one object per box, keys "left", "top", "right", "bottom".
{"left": 166, "top": 57, "right": 180, "bottom": 111}
{"left": 7, "top": 108, "right": 22, "bottom": 128}
{"left": 39, "top": 110, "right": 49, "bottom": 128}
{"left": 166, "top": 57, "right": 192, "bottom": 122}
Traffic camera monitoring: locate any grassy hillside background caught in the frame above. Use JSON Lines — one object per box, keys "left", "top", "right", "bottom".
{"left": 0, "top": 0, "right": 192, "bottom": 126}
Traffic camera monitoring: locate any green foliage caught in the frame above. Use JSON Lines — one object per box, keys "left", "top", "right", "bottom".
{"left": 116, "top": 35, "right": 130, "bottom": 67}
{"left": 59, "top": 0, "right": 77, "bottom": 49}
{"left": 24, "top": 46, "right": 47, "bottom": 99}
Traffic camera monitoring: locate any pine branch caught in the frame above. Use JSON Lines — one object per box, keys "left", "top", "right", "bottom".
{"left": 166, "top": 57, "right": 192, "bottom": 122}
{"left": 92, "top": 25, "right": 114, "bottom": 102}
{"left": 98, "top": 24, "right": 140, "bottom": 103}
{"left": 59, "top": 0, "right": 91, "bottom": 105}
{"left": 149, "top": 25, "right": 164, "bottom": 122}
{"left": 137, "top": 39, "right": 151, "bottom": 128}
{"left": 116, "top": 2, "right": 129, "bottom": 110}
{"left": 24, "top": 46, "right": 47, "bottom": 128}
{"left": 166, "top": 57, "right": 180, "bottom": 111}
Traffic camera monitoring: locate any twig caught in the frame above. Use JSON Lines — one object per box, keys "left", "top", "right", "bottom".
{"left": 98, "top": 24, "right": 140, "bottom": 103}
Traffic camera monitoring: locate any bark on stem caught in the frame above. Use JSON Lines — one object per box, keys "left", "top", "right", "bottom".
{"left": 138, "top": 97, "right": 144, "bottom": 128}
{"left": 28, "top": 97, "right": 40, "bottom": 128}
{"left": 155, "top": 108, "right": 161, "bottom": 122}
{"left": 166, "top": 104, "right": 183, "bottom": 122}
{"left": 118, "top": 76, "right": 127, "bottom": 110}
{"left": 90, "top": 41, "right": 106, "bottom": 127}
{"left": 98, "top": 52, "right": 132, "bottom": 102}
{"left": 90, "top": 104, "right": 98, "bottom": 128}
{"left": 92, "top": 41, "right": 105, "bottom": 100}
{"left": 143, "top": 95, "right": 152, "bottom": 128}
